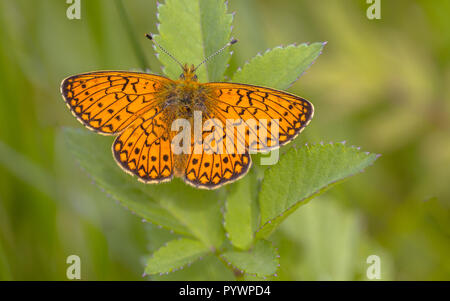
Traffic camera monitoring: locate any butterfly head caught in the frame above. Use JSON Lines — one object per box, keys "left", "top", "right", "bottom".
{"left": 180, "top": 64, "right": 198, "bottom": 82}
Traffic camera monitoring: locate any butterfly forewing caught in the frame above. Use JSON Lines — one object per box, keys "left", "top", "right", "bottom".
{"left": 61, "top": 71, "right": 173, "bottom": 135}
{"left": 204, "top": 83, "right": 314, "bottom": 151}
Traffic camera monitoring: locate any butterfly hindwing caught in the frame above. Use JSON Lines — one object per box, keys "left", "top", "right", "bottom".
{"left": 113, "top": 111, "right": 173, "bottom": 183}
{"left": 61, "top": 71, "right": 173, "bottom": 135}
{"left": 183, "top": 121, "right": 252, "bottom": 189}
{"left": 184, "top": 151, "right": 252, "bottom": 189}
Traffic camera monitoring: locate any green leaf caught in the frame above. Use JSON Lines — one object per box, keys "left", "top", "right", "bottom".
{"left": 63, "top": 128, "right": 226, "bottom": 248}
{"left": 154, "top": 0, "right": 233, "bottom": 82}
{"left": 140, "top": 181, "right": 226, "bottom": 248}
{"left": 257, "top": 143, "right": 379, "bottom": 239}
{"left": 145, "top": 238, "right": 209, "bottom": 275}
{"left": 224, "top": 172, "right": 259, "bottom": 250}
{"left": 150, "top": 255, "right": 235, "bottom": 281}
{"left": 221, "top": 240, "right": 279, "bottom": 277}
{"left": 232, "top": 42, "right": 325, "bottom": 90}
{"left": 63, "top": 128, "right": 191, "bottom": 236}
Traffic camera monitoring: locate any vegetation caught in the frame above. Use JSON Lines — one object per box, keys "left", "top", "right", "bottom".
{"left": 0, "top": 0, "right": 448, "bottom": 280}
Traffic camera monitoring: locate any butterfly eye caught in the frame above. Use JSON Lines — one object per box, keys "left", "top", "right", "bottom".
{"left": 180, "top": 73, "right": 185, "bottom": 79}
{"left": 193, "top": 74, "right": 198, "bottom": 80}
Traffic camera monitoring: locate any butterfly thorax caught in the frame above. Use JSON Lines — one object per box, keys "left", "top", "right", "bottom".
{"left": 161, "top": 65, "right": 212, "bottom": 122}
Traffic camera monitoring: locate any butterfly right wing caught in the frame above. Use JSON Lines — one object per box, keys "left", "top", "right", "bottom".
{"left": 61, "top": 71, "right": 174, "bottom": 135}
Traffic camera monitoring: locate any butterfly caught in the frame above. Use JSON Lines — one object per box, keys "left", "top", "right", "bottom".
{"left": 60, "top": 34, "right": 314, "bottom": 189}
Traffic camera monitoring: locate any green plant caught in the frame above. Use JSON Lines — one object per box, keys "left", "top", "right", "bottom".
{"left": 63, "top": 0, "right": 378, "bottom": 280}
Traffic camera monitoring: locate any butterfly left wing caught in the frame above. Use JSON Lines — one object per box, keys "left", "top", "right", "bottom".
{"left": 61, "top": 71, "right": 173, "bottom": 135}
{"left": 112, "top": 110, "right": 174, "bottom": 183}
{"left": 203, "top": 82, "right": 314, "bottom": 151}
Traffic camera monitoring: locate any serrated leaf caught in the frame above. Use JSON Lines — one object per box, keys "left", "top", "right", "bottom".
{"left": 221, "top": 240, "right": 279, "bottom": 277}
{"left": 150, "top": 255, "right": 235, "bottom": 281}
{"left": 224, "top": 172, "right": 258, "bottom": 250}
{"left": 257, "top": 143, "right": 379, "bottom": 239}
{"left": 63, "top": 128, "right": 225, "bottom": 248}
{"left": 232, "top": 42, "right": 325, "bottom": 90}
{"left": 154, "top": 0, "right": 233, "bottom": 82}
{"left": 63, "top": 128, "right": 191, "bottom": 236}
{"left": 145, "top": 238, "right": 209, "bottom": 275}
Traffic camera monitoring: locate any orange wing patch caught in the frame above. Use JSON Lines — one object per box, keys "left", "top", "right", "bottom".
{"left": 113, "top": 111, "right": 173, "bottom": 183}
{"left": 204, "top": 83, "right": 314, "bottom": 151}
{"left": 61, "top": 71, "right": 173, "bottom": 135}
{"left": 183, "top": 117, "right": 252, "bottom": 189}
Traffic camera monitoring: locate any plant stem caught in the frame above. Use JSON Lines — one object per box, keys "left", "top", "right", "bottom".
{"left": 114, "top": 0, "right": 150, "bottom": 71}
{"left": 214, "top": 250, "right": 245, "bottom": 281}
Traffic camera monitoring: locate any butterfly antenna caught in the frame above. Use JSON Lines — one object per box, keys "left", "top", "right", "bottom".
{"left": 146, "top": 33, "right": 184, "bottom": 69}
{"left": 194, "top": 39, "right": 238, "bottom": 71}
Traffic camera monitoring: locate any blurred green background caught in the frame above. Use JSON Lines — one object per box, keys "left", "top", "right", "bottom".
{"left": 0, "top": 0, "right": 449, "bottom": 280}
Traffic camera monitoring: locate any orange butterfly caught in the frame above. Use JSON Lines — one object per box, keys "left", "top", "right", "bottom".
{"left": 61, "top": 34, "right": 313, "bottom": 189}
